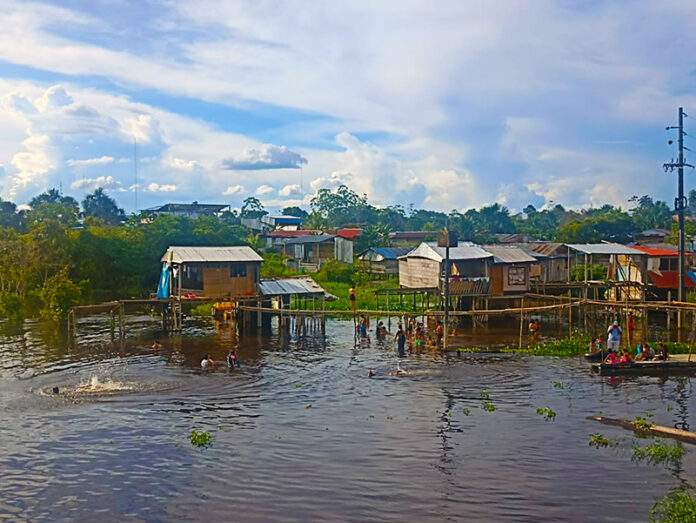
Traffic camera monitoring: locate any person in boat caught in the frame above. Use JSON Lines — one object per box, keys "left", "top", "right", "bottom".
{"left": 654, "top": 343, "right": 669, "bottom": 361}
{"left": 201, "top": 354, "right": 215, "bottom": 369}
{"left": 647, "top": 344, "right": 656, "bottom": 359}
{"left": 227, "top": 350, "right": 239, "bottom": 368}
{"left": 604, "top": 350, "right": 619, "bottom": 365}
{"left": 635, "top": 345, "right": 648, "bottom": 362}
{"left": 618, "top": 350, "right": 632, "bottom": 364}
{"left": 607, "top": 321, "right": 622, "bottom": 351}
{"left": 395, "top": 324, "right": 407, "bottom": 357}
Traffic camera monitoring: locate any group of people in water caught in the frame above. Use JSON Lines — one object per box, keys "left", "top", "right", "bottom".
{"left": 592, "top": 320, "right": 670, "bottom": 365}
{"left": 200, "top": 349, "right": 240, "bottom": 370}
{"left": 355, "top": 315, "right": 445, "bottom": 356}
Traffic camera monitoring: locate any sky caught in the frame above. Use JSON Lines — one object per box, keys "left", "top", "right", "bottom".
{"left": 0, "top": 0, "right": 695, "bottom": 214}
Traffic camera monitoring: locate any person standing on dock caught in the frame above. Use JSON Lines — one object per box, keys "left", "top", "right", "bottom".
{"left": 607, "top": 321, "right": 622, "bottom": 351}
{"left": 395, "top": 324, "right": 407, "bottom": 357}
{"left": 349, "top": 288, "right": 357, "bottom": 314}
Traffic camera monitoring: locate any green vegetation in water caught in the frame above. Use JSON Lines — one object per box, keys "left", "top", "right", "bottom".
{"left": 633, "top": 441, "right": 685, "bottom": 466}
{"left": 552, "top": 380, "right": 566, "bottom": 390}
{"left": 189, "top": 430, "right": 213, "bottom": 448}
{"left": 481, "top": 401, "right": 496, "bottom": 413}
{"left": 480, "top": 390, "right": 491, "bottom": 400}
{"left": 588, "top": 433, "right": 615, "bottom": 448}
{"left": 293, "top": 383, "right": 302, "bottom": 389}
{"left": 633, "top": 415, "right": 654, "bottom": 434}
{"left": 650, "top": 487, "right": 696, "bottom": 522}
{"left": 190, "top": 303, "right": 213, "bottom": 317}
{"left": 462, "top": 407, "right": 471, "bottom": 416}
{"left": 535, "top": 407, "right": 556, "bottom": 422}
{"left": 528, "top": 335, "right": 591, "bottom": 357}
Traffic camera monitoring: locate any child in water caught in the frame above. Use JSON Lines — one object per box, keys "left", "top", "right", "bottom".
{"left": 227, "top": 350, "right": 239, "bottom": 368}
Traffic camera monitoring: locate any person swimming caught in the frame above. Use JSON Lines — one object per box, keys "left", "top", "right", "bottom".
{"left": 201, "top": 354, "right": 215, "bottom": 369}
{"left": 227, "top": 350, "right": 239, "bottom": 368}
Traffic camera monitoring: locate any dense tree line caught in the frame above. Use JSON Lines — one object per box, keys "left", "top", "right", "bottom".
{"left": 0, "top": 189, "right": 247, "bottom": 320}
{"left": 0, "top": 184, "right": 682, "bottom": 320}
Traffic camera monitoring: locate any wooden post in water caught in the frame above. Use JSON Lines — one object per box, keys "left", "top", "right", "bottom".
{"left": 568, "top": 291, "right": 572, "bottom": 337}
{"left": 518, "top": 297, "right": 524, "bottom": 349}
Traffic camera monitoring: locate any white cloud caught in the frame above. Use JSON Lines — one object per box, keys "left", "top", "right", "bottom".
{"left": 223, "top": 184, "right": 244, "bottom": 195}
{"left": 255, "top": 184, "right": 274, "bottom": 196}
{"left": 278, "top": 183, "right": 301, "bottom": 197}
{"left": 71, "top": 175, "right": 121, "bottom": 191}
{"left": 35, "top": 85, "right": 73, "bottom": 112}
{"left": 165, "top": 157, "right": 199, "bottom": 171}
{"left": 67, "top": 156, "right": 114, "bottom": 168}
{"left": 146, "top": 182, "right": 177, "bottom": 193}
{"left": 222, "top": 144, "right": 307, "bottom": 170}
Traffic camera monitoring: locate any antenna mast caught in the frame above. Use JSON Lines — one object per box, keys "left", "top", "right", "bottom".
{"left": 133, "top": 138, "right": 138, "bottom": 213}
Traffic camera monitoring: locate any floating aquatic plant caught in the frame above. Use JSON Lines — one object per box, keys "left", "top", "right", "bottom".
{"left": 293, "top": 383, "right": 302, "bottom": 389}
{"left": 633, "top": 441, "right": 685, "bottom": 467}
{"left": 480, "top": 390, "right": 491, "bottom": 400}
{"left": 481, "top": 401, "right": 496, "bottom": 413}
{"left": 536, "top": 407, "right": 556, "bottom": 422}
{"left": 588, "top": 433, "right": 614, "bottom": 448}
{"left": 633, "top": 415, "right": 654, "bottom": 434}
{"left": 189, "top": 429, "right": 213, "bottom": 448}
{"left": 462, "top": 407, "right": 471, "bottom": 416}
{"left": 650, "top": 487, "right": 696, "bottom": 522}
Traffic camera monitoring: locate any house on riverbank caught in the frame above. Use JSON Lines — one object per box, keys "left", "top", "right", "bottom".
{"left": 281, "top": 234, "right": 353, "bottom": 271}
{"left": 482, "top": 245, "right": 537, "bottom": 294}
{"left": 357, "top": 247, "right": 411, "bottom": 276}
{"left": 160, "top": 246, "right": 262, "bottom": 299}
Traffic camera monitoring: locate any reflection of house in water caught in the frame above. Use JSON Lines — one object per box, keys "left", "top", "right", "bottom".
{"left": 161, "top": 246, "right": 262, "bottom": 299}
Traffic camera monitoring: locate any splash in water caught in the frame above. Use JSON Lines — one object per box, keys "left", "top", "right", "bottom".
{"left": 72, "top": 376, "right": 136, "bottom": 394}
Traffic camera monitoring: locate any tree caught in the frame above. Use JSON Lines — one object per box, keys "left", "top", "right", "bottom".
{"left": 82, "top": 188, "right": 126, "bottom": 225}
{"left": 0, "top": 198, "right": 22, "bottom": 229}
{"left": 240, "top": 197, "right": 267, "bottom": 219}
{"left": 556, "top": 209, "right": 636, "bottom": 243}
{"left": 27, "top": 189, "right": 80, "bottom": 226}
{"left": 281, "top": 206, "right": 309, "bottom": 219}
{"left": 629, "top": 195, "right": 672, "bottom": 231}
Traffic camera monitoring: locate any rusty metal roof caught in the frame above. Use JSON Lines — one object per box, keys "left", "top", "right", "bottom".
{"left": 162, "top": 246, "right": 263, "bottom": 263}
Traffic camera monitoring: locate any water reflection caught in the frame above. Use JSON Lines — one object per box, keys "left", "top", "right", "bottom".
{"left": 1, "top": 316, "right": 696, "bottom": 521}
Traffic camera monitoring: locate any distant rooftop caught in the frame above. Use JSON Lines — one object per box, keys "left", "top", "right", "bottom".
{"left": 146, "top": 202, "right": 228, "bottom": 213}
{"left": 566, "top": 243, "right": 645, "bottom": 256}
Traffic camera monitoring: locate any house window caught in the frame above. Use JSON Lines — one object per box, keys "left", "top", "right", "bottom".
{"left": 659, "top": 257, "right": 677, "bottom": 271}
{"left": 230, "top": 263, "right": 247, "bottom": 278}
{"left": 508, "top": 266, "right": 526, "bottom": 286}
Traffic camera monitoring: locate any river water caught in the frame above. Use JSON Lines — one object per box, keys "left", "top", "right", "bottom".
{"left": 1, "top": 316, "right": 695, "bottom": 522}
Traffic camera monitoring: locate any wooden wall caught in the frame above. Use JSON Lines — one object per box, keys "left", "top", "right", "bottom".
{"left": 399, "top": 258, "right": 440, "bottom": 288}
{"left": 201, "top": 262, "right": 260, "bottom": 298}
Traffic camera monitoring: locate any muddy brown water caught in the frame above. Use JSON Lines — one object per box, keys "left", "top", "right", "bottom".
{"left": 1, "top": 315, "right": 695, "bottom": 522}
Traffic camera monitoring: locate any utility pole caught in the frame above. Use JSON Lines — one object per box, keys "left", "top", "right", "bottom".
{"left": 664, "top": 107, "right": 694, "bottom": 304}
{"left": 439, "top": 223, "right": 457, "bottom": 350}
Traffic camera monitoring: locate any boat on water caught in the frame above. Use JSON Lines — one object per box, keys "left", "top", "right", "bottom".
{"left": 592, "top": 356, "right": 696, "bottom": 376}
{"left": 584, "top": 349, "right": 609, "bottom": 362}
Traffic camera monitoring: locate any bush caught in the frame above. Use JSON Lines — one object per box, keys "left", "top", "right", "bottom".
{"left": 315, "top": 260, "right": 355, "bottom": 284}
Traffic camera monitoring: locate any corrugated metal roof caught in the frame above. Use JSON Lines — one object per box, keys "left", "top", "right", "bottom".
{"left": 400, "top": 242, "right": 493, "bottom": 262}
{"left": 281, "top": 234, "right": 335, "bottom": 245}
{"left": 162, "top": 246, "right": 263, "bottom": 263}
{"left": 259, "top": 277, "right": 332, "bottom": 298}
{"left": 359, "top": 247, "right": 412, "bottom": 260}
{"left": 566, "top": 243, "right": 645, "bottom": 256}
{"left": 482, "top": 245, "right": 537, "bottom": 264}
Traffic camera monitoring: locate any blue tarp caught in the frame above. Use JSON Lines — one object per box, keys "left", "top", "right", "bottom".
{"left": 156, "top": 263, "right": 170, "bottom": 299}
